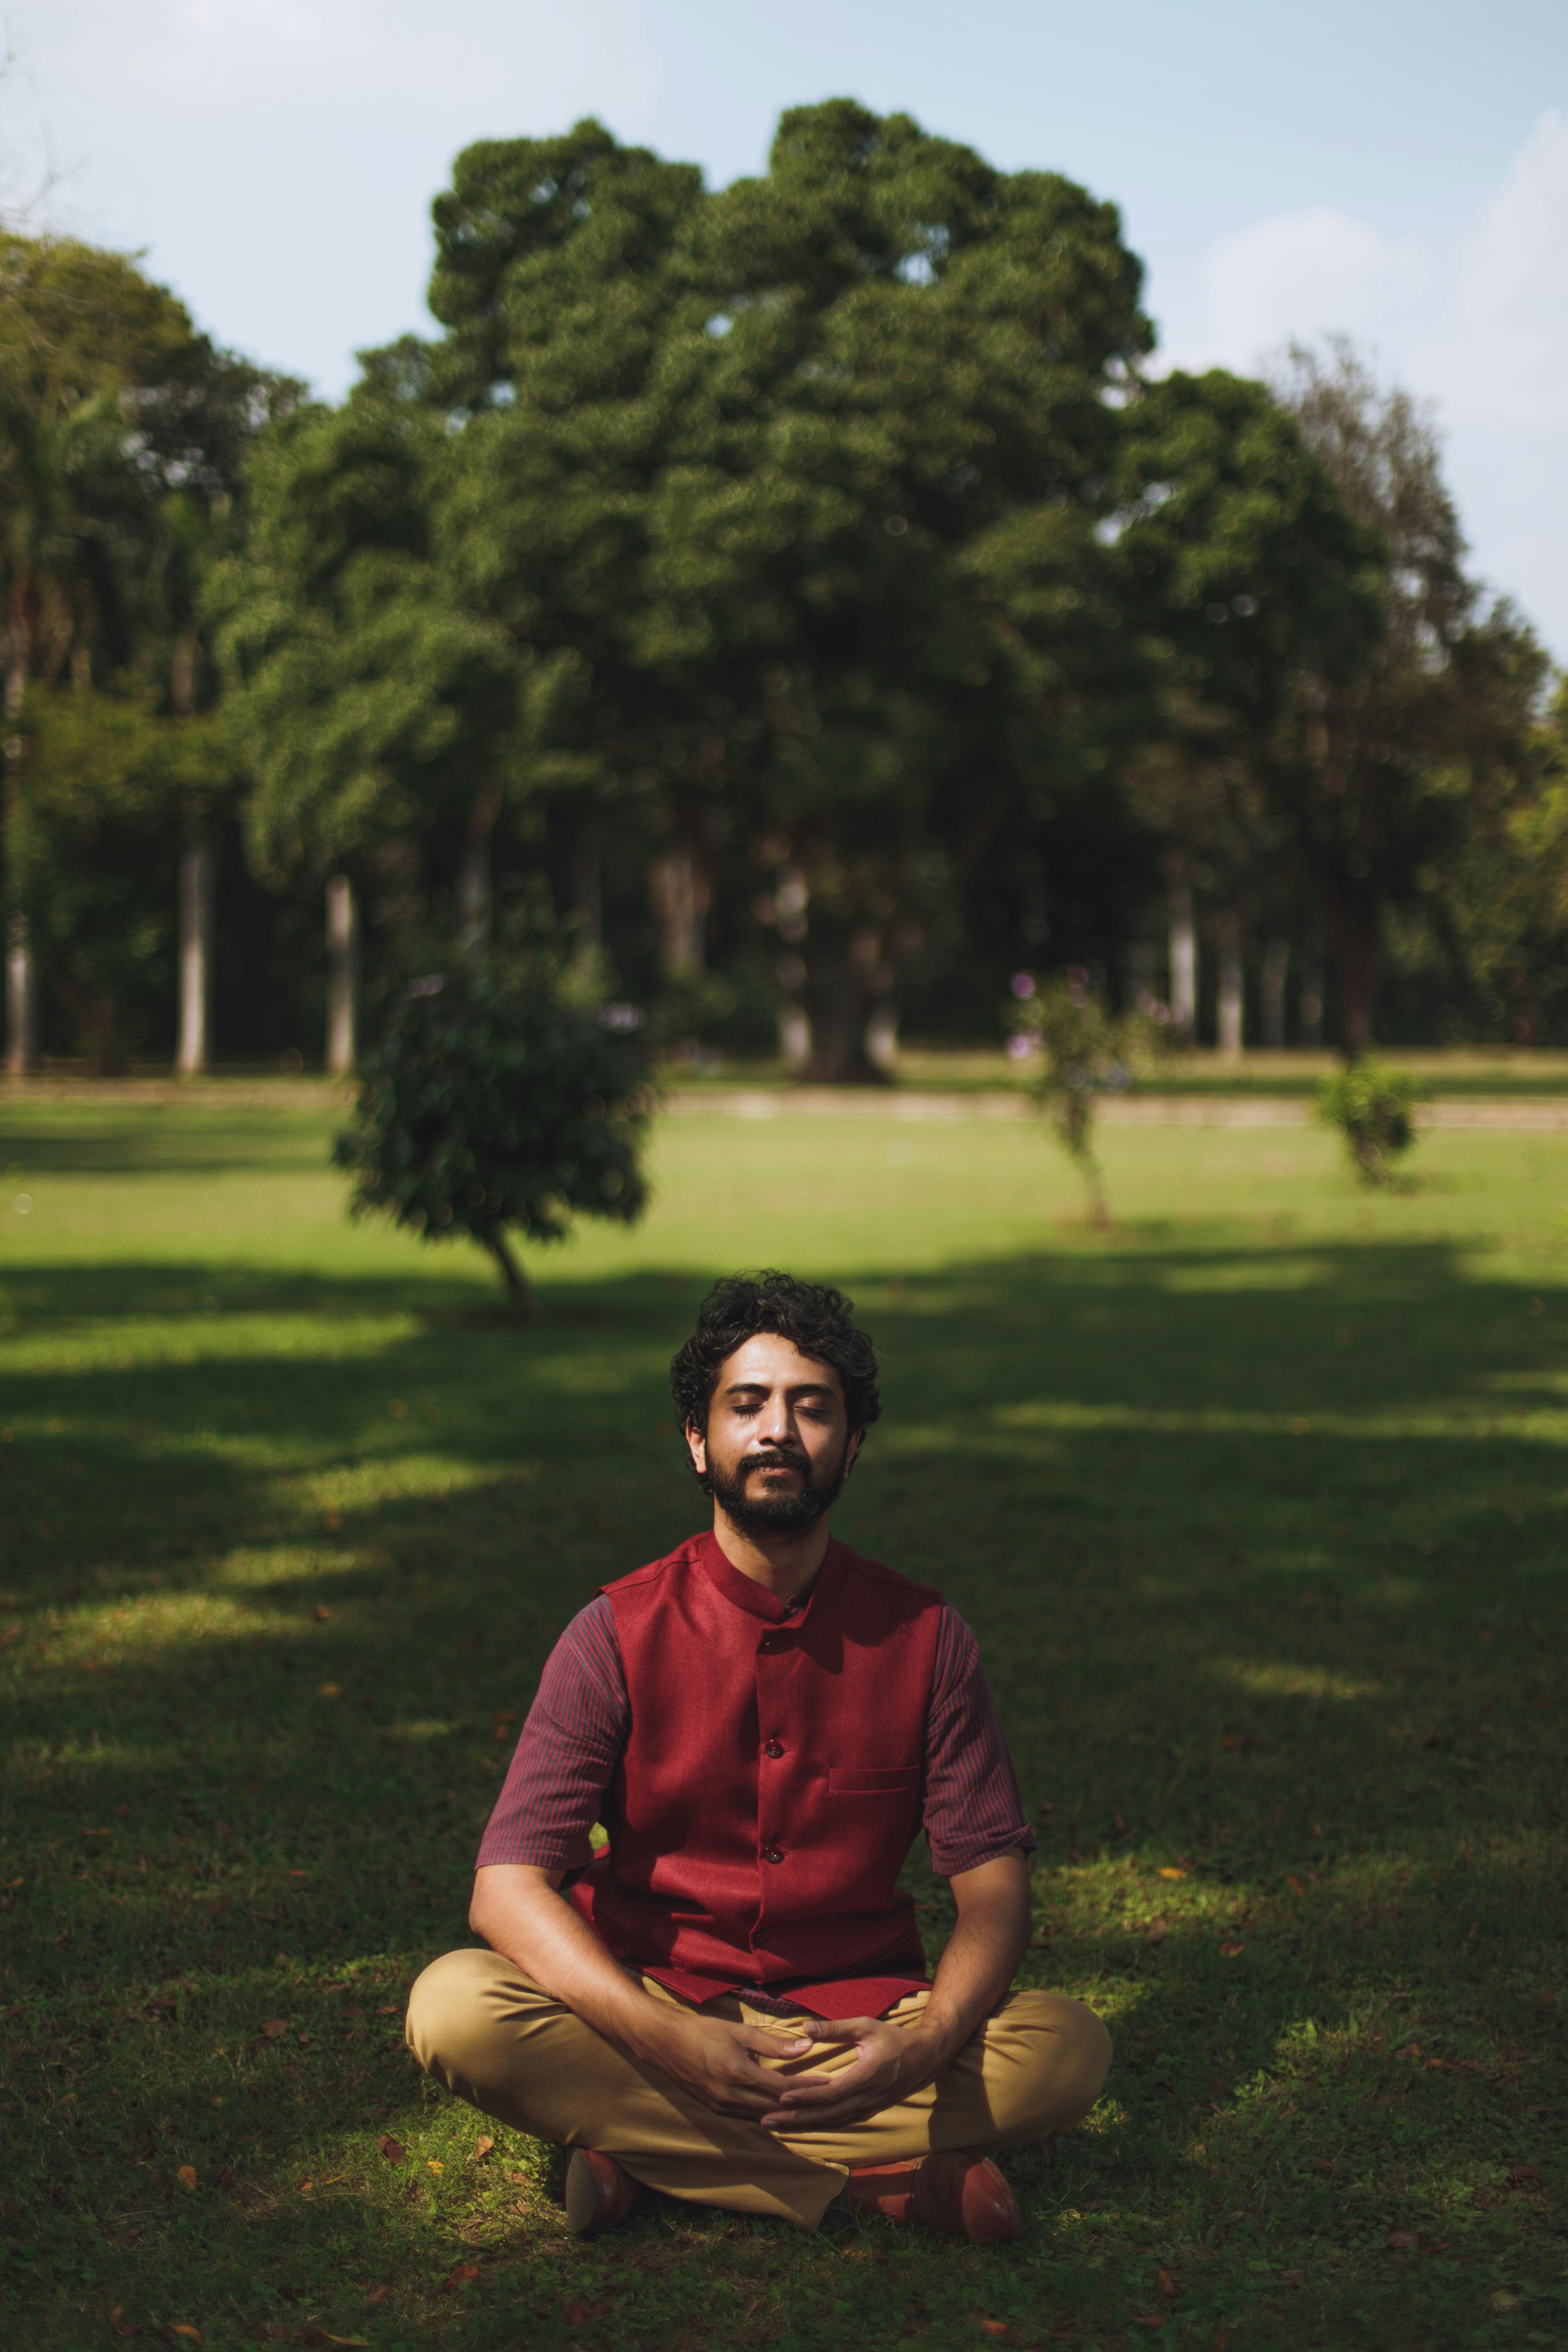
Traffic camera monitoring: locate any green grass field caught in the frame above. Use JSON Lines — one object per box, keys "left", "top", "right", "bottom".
{"left": 1, "top": 1103, "right": 1564, "bottom": 2352}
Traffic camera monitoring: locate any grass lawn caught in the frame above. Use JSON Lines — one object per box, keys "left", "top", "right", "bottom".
{"left": 1, "top": 1103, "right": 1564, "bottom": 2352}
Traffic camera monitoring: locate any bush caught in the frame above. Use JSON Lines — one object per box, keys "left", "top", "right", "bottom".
{"left": 1316, "top": 1060, "right": 1420, "bottom": 1186}
{"left": 1008, "top": 969, "right": 1170, "bottom": 1226}
{"left": 334, "top": 941, "right": 651, "bottom": 1316}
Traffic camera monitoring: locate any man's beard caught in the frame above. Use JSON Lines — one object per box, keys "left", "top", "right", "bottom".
{"left": 701, "top": 1441, "right": 852, "bottom": 1537}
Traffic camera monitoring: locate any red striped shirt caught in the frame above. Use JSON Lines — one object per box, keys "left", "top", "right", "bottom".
{"left": 478, "top": 1591, "right": 1035, "bottom": 1895}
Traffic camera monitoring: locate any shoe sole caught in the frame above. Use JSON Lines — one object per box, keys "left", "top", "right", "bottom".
{"left": 564, "top": 2149, "right": 605, "bottom": 2236}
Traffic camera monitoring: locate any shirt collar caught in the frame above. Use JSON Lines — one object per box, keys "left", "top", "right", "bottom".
{"left": 691, "top": 1528, "right": 843, "bottom": 1626}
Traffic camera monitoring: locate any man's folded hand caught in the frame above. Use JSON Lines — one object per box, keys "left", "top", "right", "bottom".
{"left": 757, "top": 2014, "right": 945, "bottom": 2133}
{"left": 639, "top": 2009, "right": 818, "bottom": 2122}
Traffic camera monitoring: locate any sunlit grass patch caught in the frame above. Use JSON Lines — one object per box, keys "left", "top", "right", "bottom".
{"left": 1, "top": 1103, "right": 1565, "bottom": 2347}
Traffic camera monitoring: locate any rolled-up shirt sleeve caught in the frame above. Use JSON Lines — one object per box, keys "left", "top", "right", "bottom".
{"left": 922, "top": 1604, "right": 1037, "bottom": 1878}
{"left": 475, "top": 1595, "right": 628, "bottom": 1875}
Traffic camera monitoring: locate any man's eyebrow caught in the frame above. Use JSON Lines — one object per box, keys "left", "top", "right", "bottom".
{"left": 720, "top": 1379, "right": 838, "bottom": 1400}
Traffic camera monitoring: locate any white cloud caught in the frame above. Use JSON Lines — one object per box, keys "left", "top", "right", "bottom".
{"left": 1166, "top": 111, "right": 1568, "bottom": 656}
{"left": 1197, "top": 205, "right": 1432, "bottom": 363}
{"left": 1445, "top": 110, "right": 1568, "bottom": 432}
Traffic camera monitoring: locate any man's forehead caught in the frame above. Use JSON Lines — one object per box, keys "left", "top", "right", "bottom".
{"left": 714, "top": 1333, "right": 844, "bottom": 1393}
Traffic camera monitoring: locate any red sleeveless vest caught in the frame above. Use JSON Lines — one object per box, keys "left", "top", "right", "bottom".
{"left": 570, "top": 1530, "right": 943, "bottom": 2017}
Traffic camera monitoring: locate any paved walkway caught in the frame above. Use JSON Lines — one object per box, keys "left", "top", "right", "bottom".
{"left": 3, "top": 1078, "right": 1567, "bottom": 1132}
{"left": 664, "top": 1088, "right": 1568, "bottom": 1132}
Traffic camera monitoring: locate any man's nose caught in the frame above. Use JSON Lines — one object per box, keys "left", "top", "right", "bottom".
{"left": 755, "top": 1395, "right": 793, "bottom": 1444}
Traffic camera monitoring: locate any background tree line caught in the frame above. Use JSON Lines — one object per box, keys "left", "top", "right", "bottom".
{"left": 4, "top": 100, "right": 1566, "bottom": 1082}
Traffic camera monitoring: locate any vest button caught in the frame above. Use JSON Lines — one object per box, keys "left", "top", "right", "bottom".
{"left": 759, "top": 1636, "right": 775, "bottom": 1651}
{"left": 763, "top": 1844, "right": 784, "bottom": 1864}
{"left": 763, "top": 1739, "right": 783, "bottom": 1759}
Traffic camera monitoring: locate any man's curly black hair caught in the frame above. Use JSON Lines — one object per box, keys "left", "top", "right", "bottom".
{"left": 670, "top": 1271, "right": 882, "bottom": 1437}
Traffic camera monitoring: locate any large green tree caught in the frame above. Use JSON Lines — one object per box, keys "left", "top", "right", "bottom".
{"left": 226, "top": 105, "right": 1159, "bottom": 1080}
{"left": 0, "top": 232, "right": 299, "bottom": 1070}
{"left": 1108, "top": 365, "right": 1384, "bottom": 1042}
{"left": 648, "top": 102, "right": 1155, "bottom": 1077}
{"left": 1267, "top": 340, "right": 1546, "bottom": 1053}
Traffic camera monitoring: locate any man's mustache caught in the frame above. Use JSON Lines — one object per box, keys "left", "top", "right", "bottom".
{"left": 742, "top": 1450, "right": 812, "bottom": 1476}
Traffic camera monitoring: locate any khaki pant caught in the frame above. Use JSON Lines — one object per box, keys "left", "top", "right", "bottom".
{"left": 406, "top": 1947, "right": 1112, "bottom": 2231}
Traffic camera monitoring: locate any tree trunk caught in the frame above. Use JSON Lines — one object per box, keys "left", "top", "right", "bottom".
{"left": 4, "top": 634, "right": 35, "bottom": 1076}
{"left": 176, "top": 828, "right": 216, "bottom": 1076}
{"left": 1261, "top": 935, "right": 1290, "bottom": 1049}
{"left": 1339, "top": 936, "right": 1377, "bottom": 1059}
{"left": 1217, "top": 912, "right": 1244, "bottom": 1059}
{"left": 778, "top": 1000, "right": 811, "bottom": 1069}
{"left": 864, "top": 997, "right": 898, "bottom": 1073}
{"left": 1330, "top": 896, "right": 1379, "bottom": 1059}
{"left": 1166, "top": 867, "right": 1196, "bottom": 1043}
{"left": 1299, "top": 954, "right": 1324, "bottom": 1047}
{"left": 573, "top": 828, "right": 602, "bottom": 961}
{"left": 458, "top": 783, "right": 500, "bottom": 949}
{"left": 325, "top": 873, "right": 358, "bottom": 1078}
{"left": 5, "top": 913, "right": 36, "bottom": 1076}
{"left": 1083, "top": 1155, "right": 1111, "bottom": 1231}
{"left": 802, "top": 927, "right": 889, "bottom": 1084}
{"left": 649, "top": 845, "right": 710, "bottom": 977}
{"left": 488, "top": 1228, "right": 541, "bottom": 1321}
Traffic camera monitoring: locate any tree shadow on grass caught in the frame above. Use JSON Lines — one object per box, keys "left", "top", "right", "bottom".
{"left": 0, "top": 1115, "right": 338, "bottom": 1180}
{"left": 1, "top": 1234, "right": 1563, "bottom": 2345}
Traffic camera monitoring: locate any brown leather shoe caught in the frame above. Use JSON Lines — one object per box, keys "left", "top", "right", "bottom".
{"left": 564, "top": 2147, "right": 639, "bottom": 2237}
{"left": 845, "top": 2148, "right": 1022, "bottom": 2244}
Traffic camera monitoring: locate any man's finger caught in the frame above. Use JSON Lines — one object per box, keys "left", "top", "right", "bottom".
{"left": 795, "top": 2015, "right": 879, "bottom": 2044}
{"left": 772, "top": 2055, "right": 878, "bottom": 2106}
{"left": 738, "top": 2030, "right": 813, "bottom": 2062}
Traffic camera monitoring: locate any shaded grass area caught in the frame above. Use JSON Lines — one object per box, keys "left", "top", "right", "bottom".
{"left": 1, "top": 1108, "right": 1565, "bottom": 2352}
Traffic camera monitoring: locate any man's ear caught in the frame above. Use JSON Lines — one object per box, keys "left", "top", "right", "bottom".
{"left": 685, "top": 1419, "right": 707, "bottom": 1476}
{"left": 843, "top": 1427, "right": 864, "bottom": 1478}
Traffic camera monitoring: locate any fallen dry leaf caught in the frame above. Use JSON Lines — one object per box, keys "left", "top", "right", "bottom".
{"left": 261, "top": 2018, "right": 288, "bottom": 2040}
{"left": 317, "top": 1684, "right": 340, "bottom": 1699}
{"left": 375, "top": 2136, "right": 406, "bottom": 2165}
{"left": 426, "top": 2158, "right": 443, "bottom": 2176}
{"left": 363, "top": 2287, "right": 390, "bottom": 2308}
{"left": 176, "top": 2166, "right": 197, "bottom": 2192}
{"left": 312, "top": 1605, "right": 333, "bottom": 1622}
{"left": 1220, "top": 1942, "right": 1245, "bottom": 1959}
{"left": 976, "top": 2318, "right": 1014, "bottom": 2340}
{"left": 1130, "top": 2319, "right": 1164, "bottom": 2333}
{"left": 1285, "top": 1875, "right": 1307, "bottom": 1897}
{"left": 216, "top": 2168, "right": 232, "bottom": 2189}
{"left": 1508, "top": 2164, "right": 1541, "bottom": 2184}
{"left": 472, "top": 2135, "right": 494, "bottom": 2160}
{"left": 1386, "top": 2230, "right": 1420, "bottom": 2249}
{"left": 169, "top": 2330, "right": 202, "bottom": 2346}
{"left": 1157, "top": 1867, "right": 1186, "bottom": 1882}
{"left": 319, "top": 2337, "right": 369, "bottom": 2347}
{"left": 443, "top": 2262, "right": 479, "bottom": 2290}
{"left": 1144, "top": 1917, "right": 1169, "bottom": 1946}
{"left": 1157, "top": 2268, "right": 1178, "bottom": 2298}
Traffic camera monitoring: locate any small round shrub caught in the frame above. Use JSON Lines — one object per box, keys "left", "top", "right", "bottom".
{"left": 1316, "top": 1059, "right": 1420, "bottom": 1186}
{"left": 334, "top": 944, "right": 651, "bottom": 1316}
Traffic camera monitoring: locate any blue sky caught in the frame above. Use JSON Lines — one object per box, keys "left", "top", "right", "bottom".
{"left": 8, "top": 0, "right": 1568, "bottom": 652}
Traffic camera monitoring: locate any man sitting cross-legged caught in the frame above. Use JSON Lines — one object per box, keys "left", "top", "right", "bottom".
{"left": 407, "top": 1271, "right": 1112, "bottom": 2240}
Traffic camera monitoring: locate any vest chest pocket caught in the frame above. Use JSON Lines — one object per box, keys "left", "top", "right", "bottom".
{"left": 827, "top": 1767, "right": 921, "bottom": 1794}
